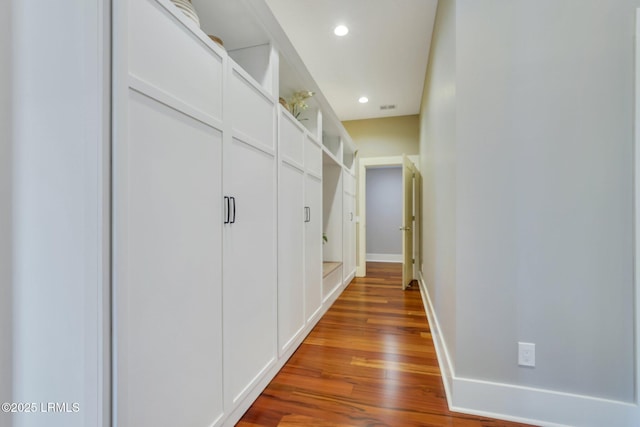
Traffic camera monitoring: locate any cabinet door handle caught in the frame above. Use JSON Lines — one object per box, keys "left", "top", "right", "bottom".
{"left": 230, "top": 197, "right": 236, "bottom": 224}
{"left": 305, "top": 206, "right": 310, "bottom": 222}
{"left": 224, "top": 196, "right": 230, "bottom": 224}
{"left": 350, "top": 212, "right": 353, "bottom": 221}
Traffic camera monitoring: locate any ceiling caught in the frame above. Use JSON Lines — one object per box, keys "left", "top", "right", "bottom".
{"left": 264, "top": 0, "right": 438, "bottom": 122}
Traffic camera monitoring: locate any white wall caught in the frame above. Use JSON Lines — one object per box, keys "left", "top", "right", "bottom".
{"left": 366, "top": 167, "right": 402, "bottom": 260}
{"left": 0, "top": 1, "right": 13, "bottom": 426}
{"left": 11, "top": 1, "right": 110, "bottom": 426}
{"left": 420, "top": 0, "right": 639, "bottom": 425}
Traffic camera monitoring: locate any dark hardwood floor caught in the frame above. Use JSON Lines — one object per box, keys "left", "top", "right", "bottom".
{"left": 238, "top": 262, "right": 535, "bottom": 427}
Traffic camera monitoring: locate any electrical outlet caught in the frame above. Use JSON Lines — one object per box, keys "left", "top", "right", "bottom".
{"left": 518, "top": 342, "right": 535, "bottom": 367}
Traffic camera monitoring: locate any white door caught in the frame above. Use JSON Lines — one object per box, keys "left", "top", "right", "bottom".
{"left": 116, "top": 91, "right": 224, "bottom": 427}
{"left": 305, "top": 174, "right": 323, "bottom": 323}
{"left": 401, "top": 155, "right": 415, "bottom": 290}
{"left": 223, "top": 136, "right": 277, "bottom": 407}
{"left": 278, "top": 161, "right": 305, "bottom": 355}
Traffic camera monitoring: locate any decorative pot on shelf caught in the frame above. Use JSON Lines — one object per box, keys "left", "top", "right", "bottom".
{"left": 208, "top": 35, "right": 225, "bottom": 49}
{"left": 170, "top": 0, "right": 200, "bottom": 27}
{"left": 279, "top": 97, "right": 290, "bottom": 112}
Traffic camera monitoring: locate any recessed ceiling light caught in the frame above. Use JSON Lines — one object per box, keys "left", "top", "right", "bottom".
{"left": 334, "top": 25, "right": 349, "bottom": 36}
{"left": 358, "top": 96, "right": 369, "bottom": 104}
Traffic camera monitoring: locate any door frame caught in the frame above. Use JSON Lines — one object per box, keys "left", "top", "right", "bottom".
{"left": 356, "top": 155, "right": 419, "bottom": 278}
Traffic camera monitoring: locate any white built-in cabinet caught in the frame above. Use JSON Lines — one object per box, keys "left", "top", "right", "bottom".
{"left": 277, "top": 107, "right": 323, "bottom": 355}
{"left": 115, "top": 1, "right": 355, "bottom": 426}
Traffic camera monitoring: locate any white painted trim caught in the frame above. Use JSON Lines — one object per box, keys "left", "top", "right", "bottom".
{"left": 343, "top": 269, "right": 356, "bottom": 285}
{"left": 366, "top": 253, "right": 402, "bottom": 263}
{"left": 417, "top": 272, "right": 454, "bottom": 405}
{"left": 231, "top": 130, "right": 277, "bottom": 158}
{"left": 229, "top": 59, "right": 275, "bottom": 104}
{"left": 85, "top": 1, "right": 111, "bottom": 425}
{"left": 128, "top": 75, "right": 225, "bottom": 132}
{"left": 452, "top": 377, "right": 638, "bottom": 427}
{"left": 322, "top": 144, "right": 342, "bottom": 166}
{"left": 322, "top": 273, "right": 343, "bottom": 304}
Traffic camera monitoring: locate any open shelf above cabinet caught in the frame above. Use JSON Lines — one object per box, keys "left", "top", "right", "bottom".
{"left": 189, "top": 0, "right": 355, "bottom": 169}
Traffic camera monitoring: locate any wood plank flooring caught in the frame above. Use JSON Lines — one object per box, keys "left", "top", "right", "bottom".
{"left": 238, "top": 262, "right": 536, "bottom": 427}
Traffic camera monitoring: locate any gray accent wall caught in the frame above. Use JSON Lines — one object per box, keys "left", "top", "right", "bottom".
{"left": 366, "top": 167, "right": 403, "bottom": 257}
{"left": 421, "top": 0, "right": 637, "bottom": 408}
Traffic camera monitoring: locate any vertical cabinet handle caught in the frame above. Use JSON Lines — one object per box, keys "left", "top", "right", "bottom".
{"left": 224, "top": 196, "right": 230, "bottom": 224}
{"left": 224, "top": 196, "right": 237, "bottom": 224}
{"left": 350, "top": 212, "right": 353, "bottom": 221}
{"left": 304, "top": 206, "right": 310, "bottom": 223}
{"left": 230, "top": 197, "right": 236, "bottom": 224}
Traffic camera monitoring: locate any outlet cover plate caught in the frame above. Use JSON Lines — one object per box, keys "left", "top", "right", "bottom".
{"left": 518, "top": 342, "right": 535, "bottom": 367}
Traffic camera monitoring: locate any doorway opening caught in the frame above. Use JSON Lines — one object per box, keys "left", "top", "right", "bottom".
{"left": 357, "top": 155, "right": 420, "bottom": 289}
{"left": 365, "top": 166, "right": 403, "bottom": 264}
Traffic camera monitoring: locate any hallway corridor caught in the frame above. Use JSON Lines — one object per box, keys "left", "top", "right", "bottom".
{"left": 238, "top": 263, "right": 534, "bottom": 427}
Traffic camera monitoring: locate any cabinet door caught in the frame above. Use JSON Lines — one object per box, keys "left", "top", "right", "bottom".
{"left": 116, "top": 90, "right": 224, "bottom": 427}
{"left": 304, "top": 135, "right": 322, "bottom": 177}
{"left": 223, "top": 136, "right": 277, "bottom": 407}
{"left": 129, "top": 0, "right": 223, "bottom": 120}
{"left": 278, "top": 162, "right": 305, "bottom": 355}
{"left": 305, "top": 175, "right": 323, "bottom": 322}
{"left": 279, "top": 109, "right": 305, "bottom": 167}
{"left": 228, "top": 65, "right": 275, "bottom": 153}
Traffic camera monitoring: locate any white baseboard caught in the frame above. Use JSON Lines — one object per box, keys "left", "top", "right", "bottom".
{"left": 366, "top": 253, "right": 402, "bottom": 263}
{"left": 416, "top": 273, "right": 640, "bottom": 427}
{"left": 452, "top": 377, "right": 639, "bottom": 427}
{"left": 417, "top": 271, "right": 454, "bottom": 404}
{"left": 343, "top": 269, "right": 356, "bottom": 286}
